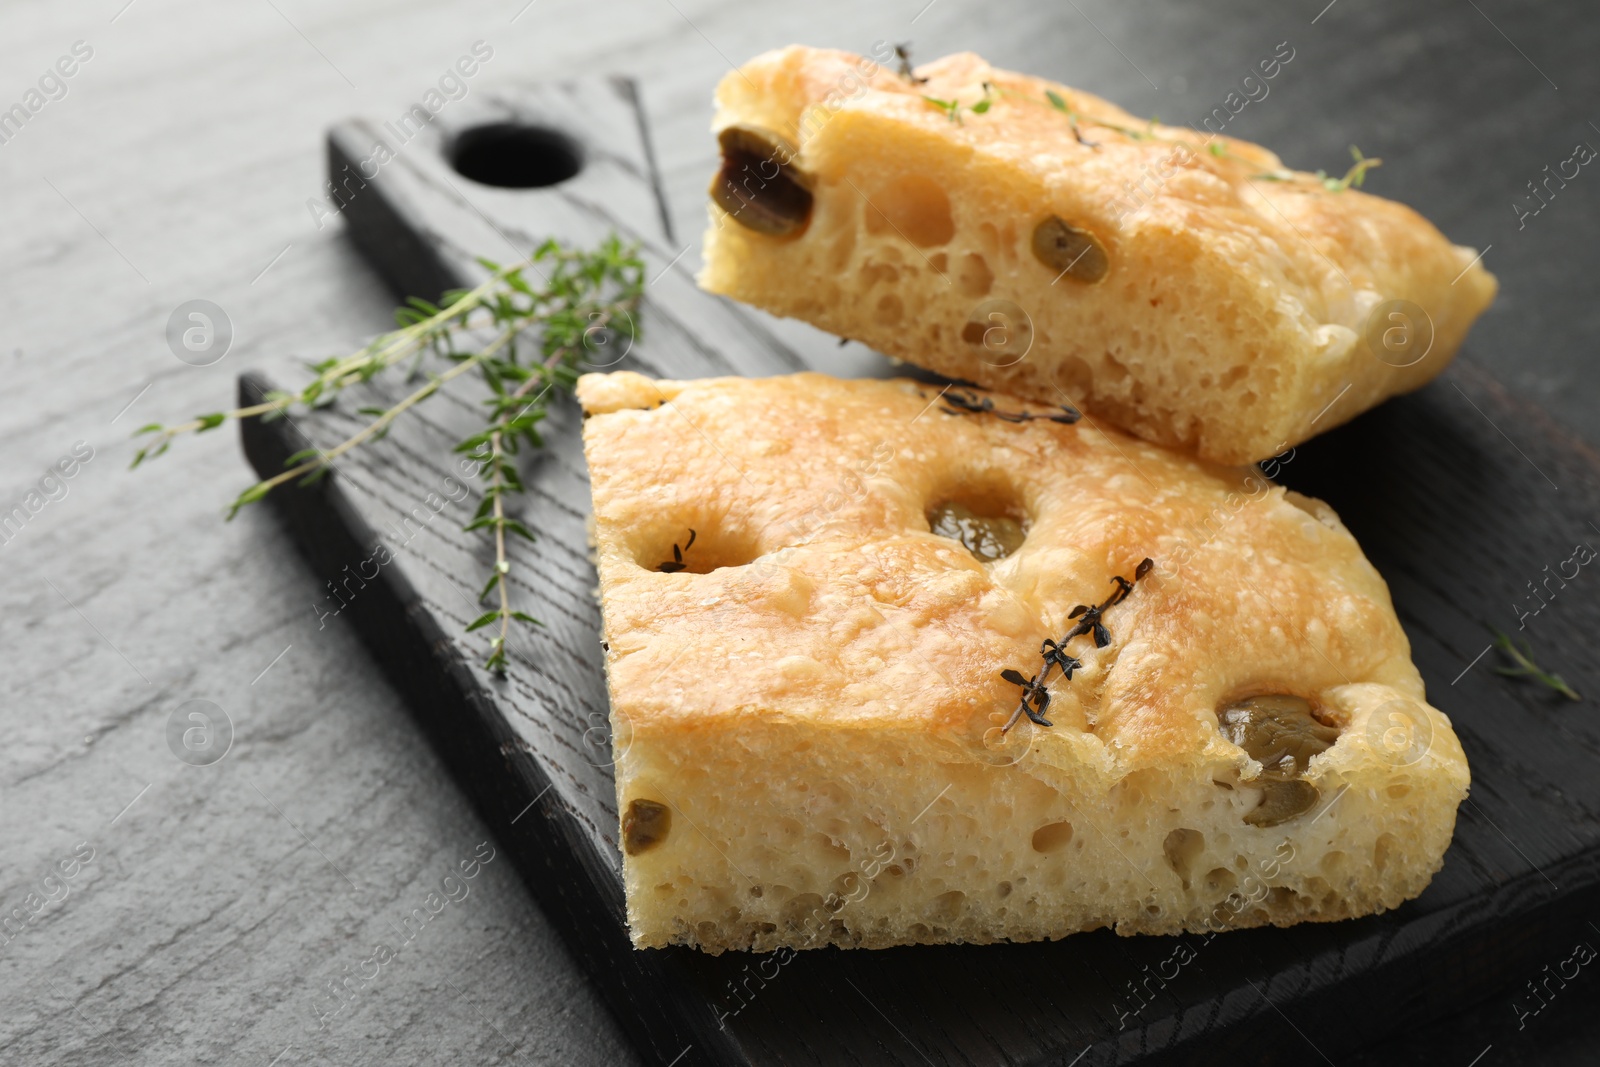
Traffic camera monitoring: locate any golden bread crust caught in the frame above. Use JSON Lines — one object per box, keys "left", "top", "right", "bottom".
{"left": 580, "top": 371, "right": 1469, "bottom": 952}
{"left": 698, "top": 46, "right": 1498, "bottom": 464}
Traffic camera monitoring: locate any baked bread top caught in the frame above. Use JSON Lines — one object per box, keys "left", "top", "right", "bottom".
{"left": 699, "top": 46, "right": 1499, "bottom": 464}
{"left": 579, "top": 369, "right": 1453, "bottom": 775}
{"left": 580, "top": 371, "right": 1469, "bottom": 950}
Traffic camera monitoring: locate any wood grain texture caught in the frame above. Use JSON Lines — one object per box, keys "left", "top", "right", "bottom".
{"left": 233, "top": 70, "right": 1600, "bottom": 1067}
{"left": 2, "top": 1, "right": 1597, "bottom": 1064}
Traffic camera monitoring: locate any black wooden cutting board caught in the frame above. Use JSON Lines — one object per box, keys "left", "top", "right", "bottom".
{"left": 236, "top": 78, "right": 1600, "bottom": 1066}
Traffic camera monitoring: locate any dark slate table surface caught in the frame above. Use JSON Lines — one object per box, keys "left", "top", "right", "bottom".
{"left": 1, "top": 0, "right": 1595, "bottom": 1064}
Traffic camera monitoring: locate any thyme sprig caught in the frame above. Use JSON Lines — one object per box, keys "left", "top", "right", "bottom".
{"left": 1229, "top": 143, "right": 1382, "bottom": 192}
{"left": 1315, "top": 145, "right": 1381, "bottom": 191}
{"left": 939, "top": 387, "right": 1080, "bottom": 425}
{"left": 131, "top": 235, "right": 645, "bottom": 672}
{"left": 1042, "top": 88, "right": 1160, "bottom": 145}
{"left": 1001, "top": 558, "right": 1153, "bottom": 731}
{"left": 1207, "top": 142, "right": 1254, "bottom": 167}
{"left": 1493, "top": 630, "right": 1580, "bottom": 702}
{"left": 893, "top": 43, "right": 928, "bottom": 85}
{"left": 922, "top": 82, "right": 995, "bottom": 125}
{"left": 911, "top": 72, "right": 1157, "bottom": 145}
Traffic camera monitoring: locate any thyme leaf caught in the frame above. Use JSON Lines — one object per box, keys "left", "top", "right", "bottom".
{"left": 921, "top": 81, "right": 998, "bottom": 125}
{"left": 656, "top": 528, "right": 697, "bottom": 574}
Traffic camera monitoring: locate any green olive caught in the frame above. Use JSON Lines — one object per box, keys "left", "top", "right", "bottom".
{"left": 1219, "top": 695, "right": 1338, "bottom": 780}
{"left": 928, "top": 501, "right": 1026, "bottom": 562}
{"left": 622, "top": 798, "right": 671, "bottom": 856}
{"left": 1245, "top": 780, "right": 1320, "bottom": 827}
{"left": 1219, "top": 695, "right": 1340, "bottom": 826}
{"left": 709, "top": 126, "right": 813, "bottom": 237}
{"left": 1031, "top": 216, "right": 1109, "bottom": 283}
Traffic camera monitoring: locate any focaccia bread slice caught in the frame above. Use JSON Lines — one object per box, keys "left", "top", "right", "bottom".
{"left": 697, "top": 46, "right": 1498, "bottom": 465}
{"left": 578, "top": 370, "right": 1469, "bottom": 953}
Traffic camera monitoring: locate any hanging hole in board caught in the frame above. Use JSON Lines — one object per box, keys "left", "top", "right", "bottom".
{"left": 450, "top": 123, "right": 584, "bottom": 189}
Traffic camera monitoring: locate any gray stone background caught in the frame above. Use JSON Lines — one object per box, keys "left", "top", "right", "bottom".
{"left": 0, "top": 0, "right": 1595, "bottom": 1063}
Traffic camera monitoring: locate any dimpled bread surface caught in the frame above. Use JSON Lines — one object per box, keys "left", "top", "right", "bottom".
{"left": 698, "top": 46, "right": 1498, "bottom": 465}
{"left": 578, "top": 370, "right": 1469, "bottom": 953}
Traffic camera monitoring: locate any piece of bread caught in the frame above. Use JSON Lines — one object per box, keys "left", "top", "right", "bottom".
{"left": 698, "top": 46, "right": 1498, "bottom": 465}
{"left": 578, "top": 370, "right": 1469, "bottom": 953}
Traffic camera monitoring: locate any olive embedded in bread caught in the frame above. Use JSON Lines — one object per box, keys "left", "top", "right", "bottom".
{"left": 623, "top": 798, "right": 671, "bottom": 855}
{"left": 1031, "top": 216, "right": 1109, "bottom": 283}
{"left": 1219, "top": 695, "right": 1340, "bottom": 826}
{"left": 927, "top": 500, "right": 1027, "bottom": 562}
{"left": 710, "top": 125, "right": 813, "bottom": 237}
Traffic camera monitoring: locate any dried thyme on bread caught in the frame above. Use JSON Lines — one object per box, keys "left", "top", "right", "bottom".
{"left": 1003, "top": 558, "right": 1154, "bottom": 730}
